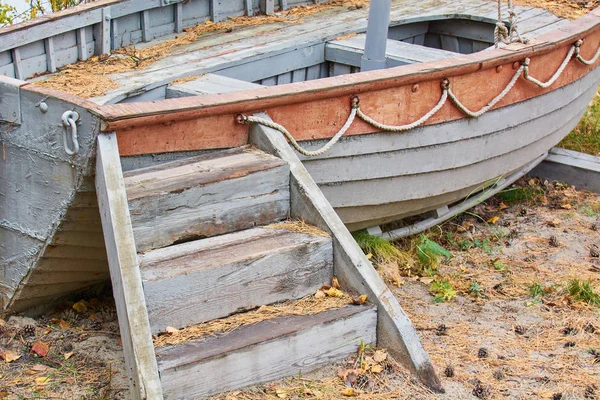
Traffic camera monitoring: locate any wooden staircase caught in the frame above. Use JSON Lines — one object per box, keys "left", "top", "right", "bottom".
{"left": 95, "top": 138, "right": 377, "bottom": 399}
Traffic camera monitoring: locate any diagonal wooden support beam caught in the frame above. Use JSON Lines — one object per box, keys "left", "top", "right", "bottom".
{"left": 95, "top": 133, "right": 163, "bottom": 400}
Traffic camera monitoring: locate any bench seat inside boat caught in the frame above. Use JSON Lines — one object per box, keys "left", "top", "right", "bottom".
{"left": 166, "top": 74, "right": 263, "bottom": 98}
{"left": 325, "top": 34, "right": 459, "bottom": 69}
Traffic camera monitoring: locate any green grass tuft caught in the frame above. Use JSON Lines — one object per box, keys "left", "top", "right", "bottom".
{"left": 529, "top": 282, "right": 547, "bottom": 299}
{"left": 416, "top": 235, "right": 451, "bottom": 269}
{"left": 430, "top": 279, "right": 457, "bottom": 303}
{"left": 567, "top": 279, "right": 600, "bottom": 306}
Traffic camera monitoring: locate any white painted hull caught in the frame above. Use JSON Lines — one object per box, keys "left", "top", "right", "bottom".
{"left": 297, "top": 70, "right": 600, "bottom": 230}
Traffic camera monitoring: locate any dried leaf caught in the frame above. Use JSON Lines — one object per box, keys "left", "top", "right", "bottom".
{"left": 373, "top": 350, "right": 387, "bottom": 363}
{"left": 561, "top": 204, "right": 572, "bottom": 210}
{"left": 63, "top": 351, "right": 74, "bottom": 360}
{"left": 352, "top": 294, "right": 367, "bottom": 305}
{"left": 498, "top": 202, "right": 508, "bottom": 210}
{"left": 0, "top": 391, "right": 9, "bottom": 398}
{"left": 457, "top": 221, "right": 473, "bottom": 233}
{"left": 340, "top": 388, "right": 356, "bottom": 397}
{"left": 547, "top": 218, "right": 561, "bottom": 227}
{"left": 1, "top": 350, "right": 21, "bottom": 363}
{"left": 72, "top": 300, "right": 88, "bottom": 313}
{"left": 326, "top": 288, "right": 344, "bottom": 298}
{"left": 166, "top": 326, "right": 180, "bottom": 334}
{"left": 331, "top": 276, "right": 341, "bottom": 289}
{"left": 337, "top": 368, "right": 361, "bottom": 386}
{"left": 31, "top": 364, "right": 48, "bottom": 372}
{"left": 275, "top": 389, "right": 287, "bottom": 398}
{"left": 314, "top": 290, "right": 326, "bottom": 299}
{"left": 371, "top": 364, "right": 383, "bottom": 373}
{"left": 419, "top": 277, "right": 434, "bottom": 285}
{"left": 58, "top": 319, "right": 71, "bottom": 329}
{"left": 487, "top": 216, "right": 500, "bottom": 224}
{"left": 34, "top": 376, "right": 51, "bottom": 385}
{"left": 31, "top": 341, "right": 49, "bottom": 357}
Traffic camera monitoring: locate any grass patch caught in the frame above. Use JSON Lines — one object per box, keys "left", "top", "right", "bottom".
{"left": 529, "top": 282, "right": 547, "bottom": 299}
{"left": 567, "top": 279, "right": 600, "bottom": 306}
{"left": 496, "top": 186, "right": 544, "bottom": 203}
{"left": 416, "top": 235, "right": 451, "bottom": 270}
{"left": 430, "top": 279, "right": 457, "bottom": 303}
{"left": 558, "top": 91, "right": 600, "bottom": 156}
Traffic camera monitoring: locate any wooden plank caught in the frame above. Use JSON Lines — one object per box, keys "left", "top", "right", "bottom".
{"left": 10, "top": 48, "right": 22, "bottom": 80}
{"left": 279, "top": 0, "right": 289, "bottom": 11}
{"left": 44, "top": 37, "right": 57, "bottom": 73}
{"left": 95, "top": 7, "right": 111, "bottom": 55}
{"left": 532, "top": 147, "right": 600, "bottom": 193}
{"left": 95, "top": 133, "right": 163, "bottom": 400}
{"left": 248, "top": 119, "right": 444, "bottom": 391}
{"left": 166, "top": 73, "right": 263, "bottom": 98}
{"left": 305, "top": 64, "right": 321, "bottom": 80}
{"left": 125, "top": 146, "right": 290, "bottom": 251}
{"left": 76, "top": 28, "right": 89, "bottom": 60}
{"left": 440, "top": 34, "right": 460, "bottom": 53}
{"left": 141, "top": 10, "right": 150, "bottom": 42}
{"left": 174, "top": 3, "right": 183, "bottom": 33}
{"left": 141, "top": 227, "right": 332, "bottom": 334}
{"left": 244, "top": 0, "right": 253, "bottom": 16}
{"left": 157, "top": 305, "right": 377, "bottom": 399}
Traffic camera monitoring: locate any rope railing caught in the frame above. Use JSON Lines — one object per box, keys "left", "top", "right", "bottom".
{"left": 237, "top": 39, "right": 599, "bottom": 157}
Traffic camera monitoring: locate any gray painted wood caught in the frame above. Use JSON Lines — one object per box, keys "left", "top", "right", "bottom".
{"left": 157, "top": 305, "right": 377, "bottom": 399}
{"left": 141, "top": 227, "right": 333, "bottom": 334}
{"left": 125, "top": 146, "right": 290, "bottom": 251}
{"left": 249, "top": 116, "right": 444, "bottom": 392}
{"left": 44, "top": 37, "right": 57, "bottom": 73}
{"left": 166, "top": 73, "right": 262, "bottom": 98}
{"left": 532, "top": 147, "right": 600, "bottom": 193}
{"left": 95, "top": 133, "right": 163, "bottom": 400}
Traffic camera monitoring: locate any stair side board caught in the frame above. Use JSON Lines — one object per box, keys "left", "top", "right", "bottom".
{"left": 156, "top": 305, "right": 377, "bottom": 399}
{"left": 248, "top": 116, "right": 444, "bottom": 392}
{"left": 123, "top": 146, "right": 286, "bottom": 199}
{"left": 140, "top": 227, "right": 333, "bottom": 334}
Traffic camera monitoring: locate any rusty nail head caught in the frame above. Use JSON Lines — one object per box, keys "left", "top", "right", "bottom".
{"left": 411, "top": 84, "right": 419, "bottom": 93}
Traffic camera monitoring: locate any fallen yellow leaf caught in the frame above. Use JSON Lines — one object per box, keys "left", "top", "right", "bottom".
{"left": 561, "top": 204, "right": 572, "bottom": 210}
{"left": 166, "top": 326, "right": 180, "bottom": 334}
{"left": 340, "top": 388, "right": 356, "bottom": 397}
{"left": 35, "top": 376, "right": 51, "bottom": 385}
{"left": 1, "top": 350, "right": 21, "bottom": 363}
{"left": 353, "top": 294, "right": 368, "bottom": 305}
{"left": 314, "top": 290, "right": 326, "bottom": 299}
{"left": 365, "top": 253, "right": 373, "bottom": 260}
{"left": 63, "top": 351, "right": 74, "bottom": 360}
{"left": 326, "top": 287, "right": 344, "bottom": 297}
{"left": 72, "top": 300, "right": 88, "bottom": 313}
{"left": 371, "top": 364, "right": 383, "bottom": 373}
{"left": 498, "top": 202, "right": 508, "bottom": 211}
{"left": 373, "top": 350, "right": 387, "bottom": 363}
{"left": 487, "top": 216, "right": 500, "bottom": 224}
{"left": 275, "top": 389, "right": 287, "bottom": 398}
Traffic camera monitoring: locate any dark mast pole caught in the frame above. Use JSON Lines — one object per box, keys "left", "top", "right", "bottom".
{"left": 360, "top": 0, "right": 391, "bottom": 71}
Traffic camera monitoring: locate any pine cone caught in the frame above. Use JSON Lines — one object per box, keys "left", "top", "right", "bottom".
{"left": 444, "top": 365, "right": 455, "bottom": 378}
{"left": 549, "top": 235, "right": 560, "bottom": 247}
{"left": 90, "top": 319, "right": 102, "bottom": 331}
{"left": 590, "top": 245, "right": 599, "bottom": 258}
{"left": 473, "top": 382, "right": 490, "bottom": 399}
{"left": 477, "top": 347, "right": 489, "bottom": 358}
{"left": 20, "top": 324, "right": 36, "bottom": 337}
{"left": 514, "top": 325, "right": 527, "bottom": 335}
{"left": 493, "top": 369, "right": 505, "bottom": 380}
{"left": 591, "top": 223, "right": 598, "bottom": 232}
{"left": 435, "top": 324, "right": 448, "bottom": 336}
{"left": 553, "top": 393, "right": 563, "bottom": 400}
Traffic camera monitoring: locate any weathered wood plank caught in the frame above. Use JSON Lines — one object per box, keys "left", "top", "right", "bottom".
{"left": 157, "top": 305, "right": 377, "bottom": 399}
{"left": 125, "top": 146, "right": 290, "bottom": 252}
{"left": 44, "top": 37, "right": 57, "bottom": 73}
{"left": 141, "top": 227, "right": 332, "bottom": 334}
{"left": 532, "top": 147, "right": 600, "bottom": 193}
{"left": 166, "top": 73, "right": 262, "bottom": 98}
{"left": 95, "top": 133, "right": 162, "bottom": 400}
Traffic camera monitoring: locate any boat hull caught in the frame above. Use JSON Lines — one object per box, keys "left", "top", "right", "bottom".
{"left": 297, "top": 70, "right": 600, "bottom": 230}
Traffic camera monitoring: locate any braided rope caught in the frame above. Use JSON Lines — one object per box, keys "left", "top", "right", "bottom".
{"left": 448, "top": 64, "right": 524, "bottom": 118}
{"left": 495, "top": 0, "right": 528, "bottom": 48}
{"left": 238, "top": 39, "right": 599, "bottom": 157}
{"left": 241, "top": 107, "right": 357, "bottom": 156}
{"left": 574, "top": 39, "right": 600, "bottom": 65}
{"left": 523, "top": 45, "right": 576, "bottom": 88}
{"left": 355, "top": 87, "right": 448, "bottom": 131}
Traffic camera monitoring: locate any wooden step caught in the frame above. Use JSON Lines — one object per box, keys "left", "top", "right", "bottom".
{"left": 155, "top": 304, "right": 377, "bottom": 399}
{"left": 166, "top": 73, "right": 263, "bottom": 98}
{"left": 139, "top": 225, "right": 333, "bottom": 334}
{"left": 124, "top": 146, "right": 290, "bottom": 252}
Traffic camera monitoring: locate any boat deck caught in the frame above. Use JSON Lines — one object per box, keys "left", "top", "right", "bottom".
{"left": 25, "top": 0, "right": 569, "bottom": 105}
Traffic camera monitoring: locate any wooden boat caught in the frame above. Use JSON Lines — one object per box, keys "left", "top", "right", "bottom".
{"left": 1, "top": 0, "right": 600, "bottom": 398}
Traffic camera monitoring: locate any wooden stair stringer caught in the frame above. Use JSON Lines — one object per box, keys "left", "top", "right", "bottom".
{"left": 95, "top": 133, "right": 163, "bottom": 400}
{"left": 248, "top": 113, "right": 445, "bottom": 393}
